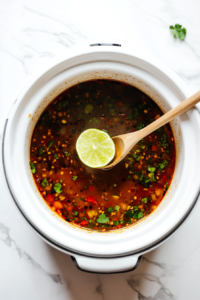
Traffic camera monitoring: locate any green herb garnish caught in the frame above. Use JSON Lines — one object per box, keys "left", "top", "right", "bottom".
{"left": 54, "top": 153, "right": 59, "bottom": 160}
{"left": 170, "top": 24, "right": 186, "bottom": 41}
{"left": 133, "top": 154, "right": 141, "bottom": 161}
{"left": 108, "top": 207, "right": 113, "bottom": 213}
{"left": 41, "top": 178, "right": 49, "bottom": 187}
{"left": 97, "top": 213, "right": 109, "bottom": 224}
{"left": 115, "top": 205, "right": 120, "bottom": 211}
{"left": 49, "top": 140, "right": 54, "bottom": 147}
{"left": 159, "top": 160, "right": 168, "bottom": 170}
{"left": 54, "top": 183, "right": 62, "bottom": 194}
{"left": 72, "top": 175, "right": 78, "bottom": 181}
{"left": 138, "top": 212, "right": 144, "bottom": 218}
{"left": 30, "top": 162, "right": 36, "bottom": 174}
{"left": 64, "top": 152, "right": 71, "bottom": 156}
{"left": 137, "top": 123, "right": 145, "bottom": 130}
{"left": 39, "top": 147, "right": 43, "bottom": 155}
{"left": 74, "top": 211, "right": 78, "bottom": 216}
{"left": 141, "top": 197, "right": 148, "bottom": 203}
{"left": 159, "top": 134, "right": 168, "bottom": 148}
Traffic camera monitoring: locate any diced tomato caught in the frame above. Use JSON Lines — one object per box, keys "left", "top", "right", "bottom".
{"left": 67, "top": 205, "right": 73, "bottom": 213}
{"left": 89, "top": 185, "right": 95, "bottom": 192}
{"left": 80, "top": 220, "right": 88, "bottom": 226}
{"left": 47, "top": 194, "right": 54, "bottom": 203}
{"left": 87, "top": 196, "right": 97, "bottom": 204}
{"left": 152, "top": 145, "right": 157, "bottom": 151}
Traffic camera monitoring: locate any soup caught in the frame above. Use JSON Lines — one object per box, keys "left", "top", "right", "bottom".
{"left": 30, "top": 80, "right": 175, "bottom": 231}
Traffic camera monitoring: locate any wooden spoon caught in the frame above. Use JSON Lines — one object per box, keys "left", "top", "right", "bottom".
{"left": 101, "top": 90, "right": 200, "bottom": 170}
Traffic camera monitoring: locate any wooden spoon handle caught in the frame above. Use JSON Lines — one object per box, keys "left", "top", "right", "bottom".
{"left": 139, "top": 90, "right": 200, "bottom": 138}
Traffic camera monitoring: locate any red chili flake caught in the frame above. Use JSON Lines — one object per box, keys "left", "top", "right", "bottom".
{"left": 47, "top": 194, "right": 54, "bottom": 203}
{"left": 89, "top": 185, "right": 95, "bottom": 192}
{"left": 118, "top": 102, "right": 123, "bottom": 106}
{"left": 87, "top": 196, "right": 97, "bottom": 204}
{"left": 152, "top": 145, "right": 157, "bottom": 151}
{"left": 80, "top": 220, "right": 88, "bottom": 226}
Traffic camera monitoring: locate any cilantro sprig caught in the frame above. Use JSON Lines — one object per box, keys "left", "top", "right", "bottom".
{"left": 170, "top": 24, "right": 186, "bottom": 41}
{"left": 97, "top": 213, "right": 109, "bottom": 224}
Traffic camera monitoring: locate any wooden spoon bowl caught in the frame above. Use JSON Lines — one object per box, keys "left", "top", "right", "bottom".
{"left": 100, "top": 90, "right": 200, "bottom": 170}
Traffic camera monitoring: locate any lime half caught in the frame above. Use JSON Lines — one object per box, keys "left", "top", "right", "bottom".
{"left": 76, "top": 129, "right": 115, "bottom": 168}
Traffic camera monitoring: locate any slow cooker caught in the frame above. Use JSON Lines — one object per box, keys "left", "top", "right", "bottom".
{"left": 2, "top": 41, "right": 200, "bottom": 273}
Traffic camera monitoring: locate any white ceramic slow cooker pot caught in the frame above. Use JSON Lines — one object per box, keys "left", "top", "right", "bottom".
{"left": 2, "top": 41, "right": 200, "bottom": 273}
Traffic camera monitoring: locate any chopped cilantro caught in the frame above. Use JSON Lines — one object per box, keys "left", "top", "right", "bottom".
{"left": 30, "top": 162, "right": 36, "bottom": 174}
{"left": 105, "top": 198, "right": 109, "bottom": 201}
{"left": 97, "top": 213, "right": 109, "bottom": 224}
{"left": 114, "top": 221, "right": 119, "bottom": 225}
{"left": 149, "top": 172, "right": 156, "bottom": 182}
{"left": 74, "top": 211, "right": 78, "bottom": 216}
{"left": 170, "top": 24, "right": 186, "bottom": 41}
{"left": 54, "top": 183, "right": 62, "bottom": 194}
{"left": 113, "top": 183, "right": 117, "bottom": 187}
{"left": 159, "top": 134, "right": 168, "bottom": 148}
{"left": 137, "top": 123, "right": 145, "bottom": 130}
{"left": 80, "top": 197, "right": 85, "bottom": 201}
{"left": 115, "top": 205, "right": 120, "bottom": 211}
{"left": 41, "top": 178, "right": 49, "bottom": 187}
{"left": 133, "top": 154, "right": 141, "bottom": 161}
{"left": 159, "top": 160, "right": 168, "bottom": 170}
{"left": 138, "top": 212, "right": 144, "bottom": 218}
{"left": 72, "top": 175, "right": 78, "bottom": 181}
{"left": 148, "top": 166, "right": 156, "bottom": 173}
{"left": 39, "top": 147, "right": 43, "bottom": 155}
{"left": 108, "top": 207, "right": 113, "bottom": 213}
{"left": 64, "top": 152, "right": 71, "bottom": 156}
{"left": 84, "top": 186, "right": 88, "bottom": 189}
{"left": 49, "top": 140, "right": 54, "bottom": 147}
{"left": 141, "top": 197, "right": 148, "bottom": 203}
{"left": 54, "top": 153, "right": 59, "bottom": 160}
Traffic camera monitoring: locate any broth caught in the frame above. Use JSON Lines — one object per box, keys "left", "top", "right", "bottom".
{"left": 30, "top": 80, "right": 175, "bottom": 231}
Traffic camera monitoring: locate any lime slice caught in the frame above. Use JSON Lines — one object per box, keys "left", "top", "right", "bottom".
{"left": 76, "top": 129, "right": 115, "bottom": 168}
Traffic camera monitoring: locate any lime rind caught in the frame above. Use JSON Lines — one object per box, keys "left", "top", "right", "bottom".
{"left": 76, "top": 129, "right": 115, "bottom": 168}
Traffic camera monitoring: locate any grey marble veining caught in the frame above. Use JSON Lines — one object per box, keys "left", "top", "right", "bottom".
{"left": 1, "top": 0, "right": 200, "bottom": 299}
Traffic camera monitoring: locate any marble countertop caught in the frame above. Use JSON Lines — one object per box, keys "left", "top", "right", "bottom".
{"left": 1, "top": 0, "right": 200, "bottom": 299}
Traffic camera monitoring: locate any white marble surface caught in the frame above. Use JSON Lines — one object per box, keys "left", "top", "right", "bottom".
{"left": 1, "top": 0, "right": 200, "bottom": 299}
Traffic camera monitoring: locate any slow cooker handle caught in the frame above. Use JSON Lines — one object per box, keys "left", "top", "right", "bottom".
{"left": 71, "top": 254, "right": 141, "bottom": 274}
{"left": 72, "top": 40, "right": 134, "bottom": 54}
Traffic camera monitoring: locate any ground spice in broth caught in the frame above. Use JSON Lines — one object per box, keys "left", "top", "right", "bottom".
{"left": 30, "top": 80, "right": 175, "bottom": 231}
